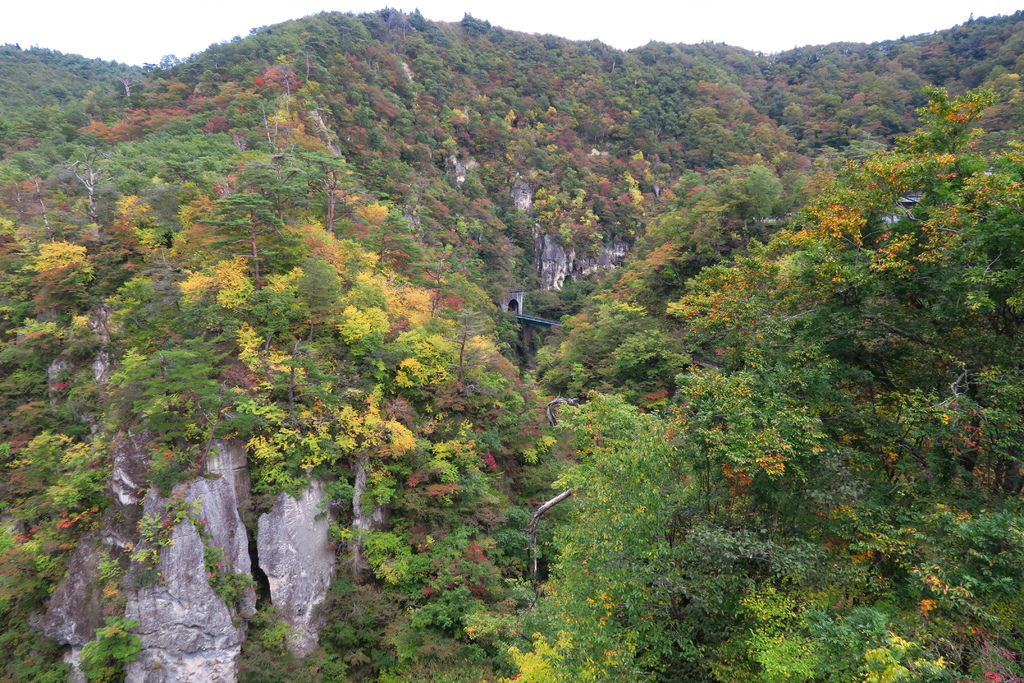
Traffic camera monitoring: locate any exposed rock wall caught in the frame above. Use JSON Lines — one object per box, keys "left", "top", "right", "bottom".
{"left": 511, "top": 176, "right": 533, "bottom": 211}
{"left": 110, "top": 430, "right": 151, "bottom": 508}
{"left": 576, "top": 240, "right": 630, "bottom": 279}
{"left": 46, "top": 356, "right": 73, "bottom": 405}
{"left": 124, "top": 440, "right": 255, "bottom": 681}
{"left": 306, "top": 108, "right": 342, "bottom": 156}
{"left": 42, "top": 429, "right": 154, "bottom": 682}
{"left": 41, "top": 535, "right": 104, "bottom": 683}
{"left": 534, "top": 231, "right": 573, "bottom": 291}
{"left": 206, "top": 439, "right": 251, "bottom": 513}
{"left": 534, "top": 228, "right": 629, "bottom": 290}
{"left": 350, "top": 455, "right": 389, "bottom": 578}
{"left": 446, "top": 154, "right": 479, "bottom": 186}
{"left": 44, "top": 437, "right": 255, "bottom": 683}
{"left": 44, "top": 433, "right": 371, "bottom": 678}
{"left": 124, "top": 439, "right": 255, "bottom": 681}
{"left": 88, "top": 303, "right": 112, "bottom": 385}
{"left": 256, "top": 480, "right": 335, "bottom": 657}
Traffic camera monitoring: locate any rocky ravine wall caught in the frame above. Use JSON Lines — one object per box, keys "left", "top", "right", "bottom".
{"left": 42, "top": 430, "right": 154, "bottom": 682}
{"left": 123, "top": 440, "right": 256, "bottom": 682}
{"left": 533, "top": 228, "right": 629, "bottom": 291}
{"left": 512, "top": 177, "right": 629, "bottom": 291}
{"left": 256, "top": 481, "right": 335, "bottom": 657}
{"left": 43, "top": 432, "right": 346, "bottom": 681}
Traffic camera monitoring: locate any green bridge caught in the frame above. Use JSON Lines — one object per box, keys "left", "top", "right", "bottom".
{"left": 514, "top": 313, "right": 560, "bottom": 328}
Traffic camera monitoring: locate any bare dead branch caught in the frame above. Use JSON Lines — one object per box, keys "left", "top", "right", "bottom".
{"left": 528, "top": 488, "right": 577, "bottom": 585}
{"left": 545, "top": 396, "right": 579, "bottom": 427}
{"left": 63, "top": 156, "right": 108, "bottom": 224}
{"left": 936, "top": 369, "right": 971, "bottom": 408}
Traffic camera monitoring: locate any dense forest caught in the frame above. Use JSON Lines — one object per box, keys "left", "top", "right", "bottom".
{"left": 1, "top": 9, "right": 1023, "bottom": 682}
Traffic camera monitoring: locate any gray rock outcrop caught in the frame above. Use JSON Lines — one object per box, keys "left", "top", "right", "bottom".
{"left": 41, "top": 535, "right": 104, "bottom": 683}
{"left": 511, "top": 176, "right": 533, "bottom": 211}
{"left": 534, "top": 228, "right": 629, "bottom": 290}
{"left": 44, "top": 435, "right": 255, "bottom": 682}
{"left": 206, "top": 439, "right": 251, "bottom": 513}
{"left": 110, "top": 430, "right": 151, "bottom": 508}
{"left": 576, "top": 240, "right": 630, "bottom": 279}
{"left": 63, "top": 649, "right": 86, "bottom": 683}
{"left": 535, "top": 231, "right": 574, "bottom": 290}
{"left": 125, "top": 447, "right": 255, "bottom": 683}
{"left": 306, "top": 108, "right": 342, "bottom": 156}
{"left": 43, "top": 429, "right": 154, "bottom": 681}
{"left": 257, "top": 480, "right": 335, "bottom": 657}
{"left": 350, "top": 455, "right": 389, "bottom": 578}
{"left": 446, "top": 154, "right": 479, "bottom": 186}
{"left": 88, "top": 303, "right": 113, "bottom": 385}
{"left": 46, "top": 356, "right": 73, "bottom": 405}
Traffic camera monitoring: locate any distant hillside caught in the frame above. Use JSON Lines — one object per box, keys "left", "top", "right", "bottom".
{"left": 0, "top": 45, "right": 133, "bottom": 116}
{"left": 73, "top": 11, "right": 1024, "bottom": 296}
{"left": 3, "top": 9, "right": 1024, "bottom": 319}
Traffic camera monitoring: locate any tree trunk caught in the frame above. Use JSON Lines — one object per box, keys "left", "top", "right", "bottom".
{"left": 528, "top": 488, "right": 576, "bottom": 585}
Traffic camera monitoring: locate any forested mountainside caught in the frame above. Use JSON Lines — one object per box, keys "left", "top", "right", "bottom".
{"left": 0, "top": 46, "right": 135, "bottom": 118}
{"left": 1, "top": 9, "right": 1023, "bottom": 682}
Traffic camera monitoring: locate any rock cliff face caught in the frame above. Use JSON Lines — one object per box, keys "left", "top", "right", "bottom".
{"left": 206, "top": 439, "right": 251, "bottom": 512}
{"left": 576, "top": 240, "right": 630, "bottom": 279}
{"left": 110, "top": 429, "right": 151, "bottom": 508}
{"left": 350, "top": 454, "right": 389, "bottom": 578}
{"left": 88, "top": 303, "right": 112, "bottom": 385}
{"left": 44, "top": 437, "right": 255, "bottom": 683}
{"left": 256, "top": 480, "right": 336, "bottom": 657}
{"left": 534, "top": 231, "right": 573, "bottom": 290}
{"left": 401, "top": 60, "right": 415, "bottom": 82}
{"left": 43, "top": 426, "right": 364, "bottom": 678}
{"left": 46, "top": 356, "right": 73, "bottom": 405}
{"left": 124, "top": 493, "right": 245, "bottom": 681}
{"left": 511, "top": 176, "right": 533, "bottom": 211}
{"left": 41, "top": 535, "right": 104, "bottom": 683}
{"left": 446, "top": 154, "right": 479, "bottom": 186}
{"left": 124, "top": 440, "right": 255, "bottom": 682}
{"left": 42, "top": 429, "right": 154, "bottom": 682}
{"left": 534, "top": 229, "right": 629, "bottom": 290}
{"left": 306, "top": 108, "right": 342, "bottom": 155}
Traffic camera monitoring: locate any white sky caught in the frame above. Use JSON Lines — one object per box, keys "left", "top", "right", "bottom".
{"left": 4, "top": 1, "right": 1023, "bottom": 65}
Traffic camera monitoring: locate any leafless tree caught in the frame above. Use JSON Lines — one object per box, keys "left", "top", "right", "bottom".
{"left": 32, "top": 178, "right": 52, "bottom": 239}
{"left": 115, "top": 73, "right": 142, "bottom": 98}
{"left": 63, "top": 154, "right": 108, "bottom": 224}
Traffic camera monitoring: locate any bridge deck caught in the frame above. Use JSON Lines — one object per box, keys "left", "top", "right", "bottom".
{"left": 514, "top": 313, "right": 561, "bottom": 327}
